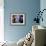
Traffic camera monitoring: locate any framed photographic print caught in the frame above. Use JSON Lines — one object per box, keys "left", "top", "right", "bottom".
{"left": 11, "top": 14, "right": 25, "bottom": 25}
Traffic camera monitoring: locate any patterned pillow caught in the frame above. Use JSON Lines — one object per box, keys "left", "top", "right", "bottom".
{"left": 23, "top": 32, "right": 34, "bottom": 46}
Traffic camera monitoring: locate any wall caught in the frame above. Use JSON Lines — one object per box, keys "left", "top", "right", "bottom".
{"left": 4, "top": 0, "right": 40, "bottom": 42}
{"left": 40, "top": 0, "right": 46, "bottom": 27}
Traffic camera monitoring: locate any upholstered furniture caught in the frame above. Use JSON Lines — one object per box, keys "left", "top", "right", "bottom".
{"left": 1, "top": 25, "right": 46, "bottom": 46}
{"left": 17, "top": 32, "right": 33, "bottom": 46}
{"left": 32, "top": 25, "right": 46, "bottom": 46}
{"left": 17, "top": 25, "right": 46, "bottom": 46}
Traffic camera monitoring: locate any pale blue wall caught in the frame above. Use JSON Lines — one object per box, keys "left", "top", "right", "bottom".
{"left": 4, "top": 0, "right": 40, "bottom": 42}
{"left": 40, "top": 0, "right": 46, "bottom": 27}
